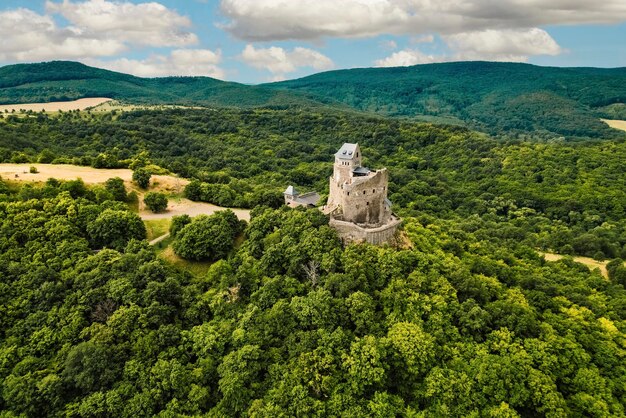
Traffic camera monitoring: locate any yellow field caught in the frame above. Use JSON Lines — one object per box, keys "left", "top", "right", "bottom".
{"left": 0, "top": 163, "right": 186, "bottom": 192}
{"left": 0, "top": 97, "right": 112, "bottom": 113}
{"left": 91, "top": 101, "right": 201, "bottom": 112}
{"left": 539, "top": 251, "right": 610, "bottom": 278}
{"left": 601, "top": 119, "right": 626, "bottom": 132}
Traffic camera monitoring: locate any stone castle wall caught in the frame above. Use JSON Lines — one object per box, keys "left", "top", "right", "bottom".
{"left": 341, "top": 169, "right": 389, "bottom": 225}
{"left": 327, "top": 169, "right": 390, "bottom": 226}
{"left": 330, "top": 216, "right": 401, "bottom": 245}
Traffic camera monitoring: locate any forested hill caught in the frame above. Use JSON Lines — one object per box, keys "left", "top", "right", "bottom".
{"left": 0, "top": 61, "right": 321, "bottom": 108}
{"left": 2, "top": 60, "right": 626, "bottom": 139}
{"left": 264, "top": 61, "right": 626, "bottom": 139}
{"left": 1, "top": 108, "right": 626, "bottom": 416}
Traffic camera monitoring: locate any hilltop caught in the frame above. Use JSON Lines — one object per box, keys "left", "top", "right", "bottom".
{"left": 0, "top": 61, "right": 320, "bottom": 109}
{"left": 1, "top": 60, "right": 625, "bottom": 139}
{"left": 265, "top": 61, "right": 626, "bottom": 139}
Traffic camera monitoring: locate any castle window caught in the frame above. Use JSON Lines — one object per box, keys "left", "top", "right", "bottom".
{"left": 347, "top": 192, "right": 350, "bottom": 196}
{"left": 366, "top": 202, "right": 369, "bottom": 205}
{"left": 373, "top": 189, "right": 376, "bottom": 193}
{"left": 363, "top": 190, "right": 366, "bottom": 195}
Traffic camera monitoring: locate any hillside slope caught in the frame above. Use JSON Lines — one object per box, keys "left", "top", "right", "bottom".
{"left": 0, "top": 61, "right": 321, "bottom": 109}
{"left": 2, "top": 60, "right": 625, "bottom": 139}
{"left": 264, "top": 61, "right": 626, "bottom": 139}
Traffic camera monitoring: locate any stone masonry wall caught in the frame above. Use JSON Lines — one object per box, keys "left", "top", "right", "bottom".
{"left": 340, "top": 169, "right": 389, "bottom": 225}
{"left": 330, "top": 217, "right": 401, "bottom": 245}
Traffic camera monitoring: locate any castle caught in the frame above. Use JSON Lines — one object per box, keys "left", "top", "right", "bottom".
{"left": 285, "top": 143, "right": 400, "bottom": 245}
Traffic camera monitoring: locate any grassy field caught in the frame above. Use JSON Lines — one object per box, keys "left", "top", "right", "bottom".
{"left": 0, "top": 97, "right": 112, "bottom": 113}
{"left": 156, "top": 237, "right": 213, "bottom": 278}
{"left": 0, "top": 163, "right": 185, "bottom": 190}
{"left": 90, "top": 100, "right": 201, "bottom": 113}
{"left": 144, "top": 218, "right": 171, "bottom": 241}
{"left": 601, "top": 119, "right": 626, "bottom": 132}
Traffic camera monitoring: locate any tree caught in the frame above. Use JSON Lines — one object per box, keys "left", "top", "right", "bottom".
{"left": 37, "top": 149, "right": 56, "bottom": 163}
{"left": 184, "top": 180, "right": 203, "bottom": 201}
{"left": 173, "top": 211, "right": 239, "bottom": 261}
{"left": 62, "top": 342, "right": 120, "bottom": 394}
{"left": 143, "top": 192, "right": 168, "bottom": 213}
{"left": 104, "top": 177, "right": 127, "bottom": 202}
{"left": 87, "top": 209, "right": 146, "bottom": 250}
{"left": 132, "top": 167, "right": 151, "bottom": 189}
{"left": 170, "top": 214, "right": 191, "bottom": 238}
{"left": 217, "top": 345, "right": 263, "bottom": 415}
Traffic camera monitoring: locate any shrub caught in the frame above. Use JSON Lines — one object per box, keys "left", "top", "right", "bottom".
{"left": 104, "top": 177, "right": 127, "bottom": 202}
{"left": 173, "top": 210, "right": 240, "bottom": 261}
{"left": 133, "top": 168, "right": 151, "bottom": 189}
{"left": 144, "top": 192, "right": 168, "bottom": 213}
{"left": 170, "top": 214, "right": 191, "bottom": 238}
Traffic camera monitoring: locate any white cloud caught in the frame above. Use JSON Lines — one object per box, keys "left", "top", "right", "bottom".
{"left": 445, "top": 28, "right": 562, "bottom": 62}
{"left": 380, "top": 40, "right": 398, "bottom": 50}
{"left": 219, "top": 0, "right": 626, "bottom": 41}
{"left": 375, "top": 49, "right": 442, "bottom": 67}
{"left": 375, "top": 28, "right": 562, "bottom": 67}
{"left": 88, "top": 49, "right": 224, "bottom": 78}
{"left": 0, "top": 7, "right": 126, "bottom": 62}
{"left": 0, "top": 1, "right": 197, "bottom": 64}
{"left": 46, "top": 0, "right": 197, "bottom": 47}
{"left": 240, "top": 44, "right": 334, "bottom": 77}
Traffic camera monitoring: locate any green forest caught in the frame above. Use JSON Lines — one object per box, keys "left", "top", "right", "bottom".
{"left": 266, "top": 62, "right": 626, "bottom": 139}
{"left": 0, "top": 105, "right": 625, "bottom": 416}
{"left": 2, "top": 61, "right": 626, "bottom": 139}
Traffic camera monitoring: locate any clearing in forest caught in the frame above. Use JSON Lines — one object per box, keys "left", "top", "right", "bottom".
{"left": 0, "top": 163, "right": 250, "bottom": 221}
{"left": 540, "top": 251, "right": 609, "bottom": 278}
{"left": 601, "top": 119, "right": 626, "bottom": 132}
{"left": 0, "top": 97, "right": 112, "bottom": 113}
{"left": 0, "top": 163, "right": 186, "bottom": 192}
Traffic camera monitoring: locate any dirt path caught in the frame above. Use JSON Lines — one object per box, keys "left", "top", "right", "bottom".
{"left": 149, "top": 233, "right": 171, "bottom": 246}
{"left": 139, "top": 199, "right": 250, "bottom": 221}
{"left": 539, "top": 251, "right": 609, "bottom": 278}
{"left": 0, "top": 97, "right": 113, "bottom": 113}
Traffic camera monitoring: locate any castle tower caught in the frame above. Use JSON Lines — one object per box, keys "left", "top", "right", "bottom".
{"left": 332, "top": 143, "right": 362, "bottom": 184}
{"left": 327, "top": 143, "right": 392, "bottom": 227}
{"left": 285, "top": 143, "right": 400, "bottom": 245}
{"left": 284, "top": 185, "right": 298, "bottom": 205}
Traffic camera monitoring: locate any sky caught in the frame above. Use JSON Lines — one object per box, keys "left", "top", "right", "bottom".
{"left": 1, "top": 0, "right": 625, "bottom": 84}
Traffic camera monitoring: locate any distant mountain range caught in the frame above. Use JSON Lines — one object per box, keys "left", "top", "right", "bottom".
{"left": 1, "top": 60, "right": 625, "bottom": 139}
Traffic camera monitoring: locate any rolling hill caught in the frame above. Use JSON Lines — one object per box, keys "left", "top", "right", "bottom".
{"left": 265, "top": 61, "right": 626, "bottom": 139}
{"left": 0, "top": 61, "right": 322, "bottom": 109}
{"left": 1, "top": 60, "right": 625, "bottom": 139}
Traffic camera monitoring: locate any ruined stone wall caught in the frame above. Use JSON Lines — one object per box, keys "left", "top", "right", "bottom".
{"left": 327, "top": 174, "right": 342, "bottom": 209}
{"left": 341, "top": 169, "right": 389, "bottom": 225}
{"left": 330, "top": 217, "right": 401, "bottom": 245}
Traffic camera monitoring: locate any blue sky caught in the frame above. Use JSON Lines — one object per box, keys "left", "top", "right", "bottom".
{"left": 1, "top": 0, "right": 625, "bottom": 84}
